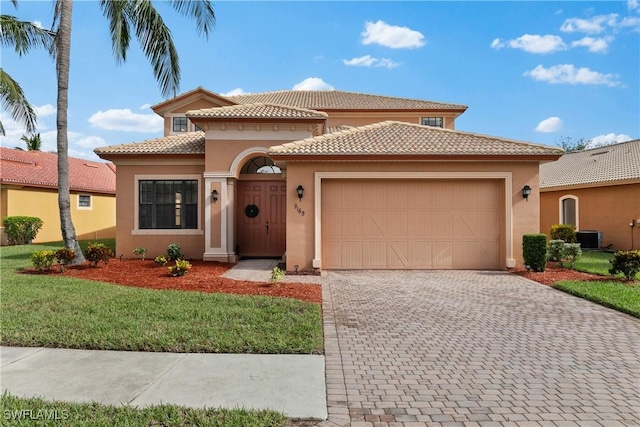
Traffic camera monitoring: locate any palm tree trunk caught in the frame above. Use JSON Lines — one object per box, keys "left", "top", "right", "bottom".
{"left": 56, "top": 0, "right": 85, "bottom": 264}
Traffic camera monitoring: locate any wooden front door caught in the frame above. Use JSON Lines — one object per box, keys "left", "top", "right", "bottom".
{"left": 236, "top": 181, "right": 286, "bottom": 257}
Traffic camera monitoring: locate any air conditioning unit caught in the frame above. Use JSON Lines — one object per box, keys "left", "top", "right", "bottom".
{"left": 576, "top": 230, "right": 603, "bottom": 249}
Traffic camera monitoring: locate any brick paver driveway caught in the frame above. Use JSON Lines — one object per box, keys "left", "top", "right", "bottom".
{"left": 319, "top": 270, "right": 640, "bottom": 427}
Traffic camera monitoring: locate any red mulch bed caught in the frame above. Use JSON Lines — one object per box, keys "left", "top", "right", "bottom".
{"left": 23, "top": 259, "right": 322, "bottom": 304}
{"left": 510, "top": 262, "right": 620, "bottom": 286}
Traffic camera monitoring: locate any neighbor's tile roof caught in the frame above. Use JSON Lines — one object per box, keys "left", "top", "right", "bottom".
{"left": 186, "top": 103, "right": 327, "bottom": 120}
{"left": 540, "top": 139, "right": 640, "bottom": 188}
{"left": 0, "top": 147, "right": 115, "bottom": 193}
{"left": 94, "top": 132, "right": 205, "bottom": 156}
{"left": 227, "top": 90, "right": 467, "bottom": 111}
{"left": 268, "top": 121, "right": 564, "bottom": 158}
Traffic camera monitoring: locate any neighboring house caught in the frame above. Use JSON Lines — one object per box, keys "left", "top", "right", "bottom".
{"left": 0, "top": 147, "right": 116, "bottom": 244}
{"left": 95, "top": 87, "right": 562, "bottom": 270}
{"left": 540, "top": 139, "right": 640, "bottom": 251}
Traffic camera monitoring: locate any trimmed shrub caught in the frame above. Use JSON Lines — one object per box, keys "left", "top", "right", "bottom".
{"left": 523, "top": 234, "right": 548, "bottom": 272}
{"left": 563, "top": 243, "right": 582, "bottom": 268}
{"left": 167, "top": 243, "right": 183, "bottom": 261}
{"left": 31, "top": 250, "right": 56, "bottom": 271}
{"left": 55, "top": 247, "right": 76, "bottom": 272}
{"left": 85, "top": 242, "right": 114, "bottom": 267}
{"left": 609, "top": 250, "right": 640, "bottom": 281}
{"left": 169, "top": 259, "right": 191, "bottom": 276}
{"left": 550, "top": 224, "right": 577, "bottom": 243}
{"left": 3, "top": 216, "right": 43, "bottom": 245}
{"left": 547, "top": 239, "right": 566, "bottom": 262}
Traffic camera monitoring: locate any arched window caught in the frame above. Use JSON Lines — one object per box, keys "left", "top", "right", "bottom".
{"left": 559, "top": 195, "right": 579, "bottom": 229}
{"left": 240, "top": 156, "right": 281, "bottom": 174}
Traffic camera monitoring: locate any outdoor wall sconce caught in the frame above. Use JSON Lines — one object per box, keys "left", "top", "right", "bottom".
{"left": 296, "top": 185, "right": 304, "bottom": 201}
{"left": 211, "top": 189, "right": 219, "bottom": 203}
{"left": 522, "top": 185, "right": 532, "bottom": 201}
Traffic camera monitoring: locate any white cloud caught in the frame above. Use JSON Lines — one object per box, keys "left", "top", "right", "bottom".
{"left": 560, "top": 14, "right": 620, "bottom": 33}
{"left": 629, "top": 0, "right": 639, "bottom": 11}
{"left": 139, "top": 103, "right": 152, "bottom": 110}
{"left": 571, "top": 36, "right": 613, "bottom": 53}
{"left": 587, "top": 133, "right": 632, "bottom": 148}
{"left": 524, "top": 64, "right": 620, "bottom": 87}
{"left": 491, "top": 34, "right": 567, "bottom": 54}
{"left": 35, "top": 104, "right": 56, "bottom": 117}
{"left": 361, "top": 20, "right": 425, "bottom": 49}
{"left": 620, "top": 16, "right": 640, "bottom": 31}
{"left": 343, "top": 55, "right": 400, "bottom": 68}
{"left": 292, "top": 77, "right": 334, "bottom": 91}
{"left": 32, "top": 20, "right": 43, "bottom": 29}
{"left": 535, "top": 117, "right": 563, "bottom": 133}
{"left": 221, "top": 88, "right": 247, "bottom": 96}
{"left": 88, "top": 108, "right": 163, "bottom": 132}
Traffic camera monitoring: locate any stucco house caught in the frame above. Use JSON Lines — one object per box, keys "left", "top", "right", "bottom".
{"left": 95, "top": 87, "right": 563, "bottom": 270}
{"left": 0, "top": 147, "right": 116, "bottom": 244}
{"left": 540, "top": 139, "right": 640, "bottom": 251}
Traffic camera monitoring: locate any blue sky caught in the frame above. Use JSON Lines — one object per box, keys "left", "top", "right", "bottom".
{"left": 1, "top": 0, "right": 638, "bottom": 161}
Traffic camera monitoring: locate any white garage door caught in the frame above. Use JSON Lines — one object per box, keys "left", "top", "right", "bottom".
{"left": 322, "top": 180, "right": 503, "bottom": 269}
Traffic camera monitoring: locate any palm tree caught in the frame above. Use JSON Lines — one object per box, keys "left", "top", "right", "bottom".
{"left": 53, "top": 0, "right": 215, "bottom": 263}
{"left": 0, "top": 11, "right": 55, "bottom": 135}
{"left": 20, "top": 132, "right": 42, "bottom": 150}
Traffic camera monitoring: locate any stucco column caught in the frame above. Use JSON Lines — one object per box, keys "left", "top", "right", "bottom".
{"left": 226, "top": 178, "right": 237, "bottom": 262}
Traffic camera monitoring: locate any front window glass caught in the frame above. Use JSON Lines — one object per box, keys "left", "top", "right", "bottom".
{"left": 139, "top": 180, "right": 197, "bottom": 229}
{"left": 173, "top": 117, "right": 188, "bottom": 132}
{"left": 561, "top": 197, "right": 577, "bottom": 226}
{"left": 421, "top": 117, "right": 444, "bottom": 128}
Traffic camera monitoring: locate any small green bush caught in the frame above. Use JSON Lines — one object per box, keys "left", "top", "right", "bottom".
{"left": 609, "top": 250, "right": 640, "bottom": 281}
{"left": 169, "top": 259, "right": 191, "bottom": 276}
{"left": 547, "top": 239, "right": 566, "bottom": 262}
{"left": 31, "top": 250, "right": 56, "bottom": 271}
{"left": 85, "top": 242, "right": 114, "bottom": 267}
{"left": 550, "top": 224, "right": 577, "bottom": 243}
{"left": 154, "top": 255, "right": 168, "bottom": 266}
{"left": 167, "top": 243, "right": 183, "bottom": 261}
{"left": 133, "top": 246, "right": 147, "bottom": 260}
{"left": 3, "top": 216, "right": 43, "bottom": 245}
{"left": 55, "top": 247, "right": 76, "bottom": 272}
{"left": 523, "top": 234, "right": 548, "bottom": 272}
{"left": 270, "top": 266, "right": 285, "bottom": 283}
{"left": 563, "top": 243, "right": 582, "bottom": 269}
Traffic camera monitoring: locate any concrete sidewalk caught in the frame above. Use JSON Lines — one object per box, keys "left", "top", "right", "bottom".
{"left": 1, "top": 346, "right": 327, "bottom": 419}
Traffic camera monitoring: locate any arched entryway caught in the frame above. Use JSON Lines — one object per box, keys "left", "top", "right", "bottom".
{"left": 236, "top": 156, "right": 286, "bottom": 258}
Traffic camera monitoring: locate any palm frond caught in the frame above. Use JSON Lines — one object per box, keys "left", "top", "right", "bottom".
{"left": 126, "top": 0, "right": 180, "bottom": 98}
{"left": 0, "top": 14, "right": 55, "bottom": 56}
{"left": 99, "top": 0, "right": 131, "bottom": 64}
{"left": 169, "top": 0, "right": 215, "bottom": 37}
{"left": 0, "top": 68, "right": 37, "bottom": 134}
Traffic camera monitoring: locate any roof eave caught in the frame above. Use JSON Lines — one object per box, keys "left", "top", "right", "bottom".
{"left": 268, "top": 154, "right": 564, "bottom": 162}
{"left": 187, "top": 116, "right": 326, "bottom": 124}
{"left": 540, "top": 177, "right": 640, "bottom": 192}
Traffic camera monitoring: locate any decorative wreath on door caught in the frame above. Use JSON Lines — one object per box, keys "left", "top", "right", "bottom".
{"left": 245, "top": 204, "right": 259, "bottom": 218}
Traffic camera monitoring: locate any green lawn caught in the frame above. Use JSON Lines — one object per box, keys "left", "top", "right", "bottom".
{"left": 0, "top": 392, "right": 287, "bottom": 427}
{"left": 1, "top": 244, "right": 323, "bottom": 354}
{"left": 553, "top": 280, "right": 640, "bottom": 318}
{"left": 573, "top": 250, "right": 640, "bottom": 279}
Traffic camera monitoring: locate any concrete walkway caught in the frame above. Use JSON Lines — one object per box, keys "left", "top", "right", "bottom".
{"left": 319, "top": 270, "right": 640, "bottom": 426}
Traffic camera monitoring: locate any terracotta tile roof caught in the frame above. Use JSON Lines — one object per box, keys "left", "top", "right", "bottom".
{"left": 326, "top": 125, "right": 355, "bottom": 133}
{"left": 94, "top": 132, "right": 205, "bottom": 156}
{"left": 540, "top": 139, "right": 640, "bottom": 189}
{"left": 0, "top": 147, "right": 115, "bottom": 194}
{"left": 227, "top": 90, "right": 467, "bottom": 111}
{"left": 268, "top": 121, "right": 564, "bottom": 158}
{"left": 186, "top": 103, "right": 328, "bottom": 120}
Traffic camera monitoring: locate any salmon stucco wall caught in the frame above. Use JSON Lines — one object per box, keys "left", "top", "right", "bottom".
{"left": 541, "top": 183, "right": 640, "bottom": 250}
{"left": 0, "top": 186, "right": 115, "bottom": 244}
{"left": 114, "top": 162, "right": 205, "bottom": 259}
{"left": 283, "top": 160, "right": 541, "bottom": 271}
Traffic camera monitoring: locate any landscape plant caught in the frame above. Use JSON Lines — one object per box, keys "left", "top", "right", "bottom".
{"left": 270, "top": 266, "right": 285, "bottom": 284}
{"left": 133, "top": 246, "right": 147, "bottom": 260}
{"left": 547, "top": 239, "right": 566, "bottom": 263}
{"left": 168, "top": 259, "right": 191, "bottom": 276}
{"left": 154, "top": 255, "right": 167, "bottom": 266}
{"left": 523, "top": 234, "right": 548, "bottom": 272}
{"left": 85, "top": 242, "right": 114, "bottom": 267}
{"left": 550, "top": 224, "right": 577, "bottom": 243}
{"left": 609, "top": 250, "right": 640, "bottom": 281}
{"left": 563, "top": 243, "right": 582, "bottom": 269}
{"left": 2, "top": 216, "right": 43, "bottom": 245}
{"left": 167, "top": 243, "right": 183, "bottom": 261}
{"left": 55, "top": 247, "right": 76, "bottom": 272}
{"left": 30, "top": 250, "right": 56, "bottom": 271}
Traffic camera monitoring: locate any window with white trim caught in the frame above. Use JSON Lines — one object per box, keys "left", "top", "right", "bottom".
{"left": 560, "top": 196, "right": 578, "bottom": 227}
{"left": 421, "top": 117, "right": 444, "bottom": 128}
{"left": 139, "top": 180, "right": 198, "bottom": 229}
{"left": 172, "top": 117, "right": 188, "bottom": 132}
{"left": 78, "top": 194, "right": 92, "bottom": 209}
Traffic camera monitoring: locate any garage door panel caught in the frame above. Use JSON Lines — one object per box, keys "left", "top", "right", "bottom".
{"left": 322, "top": 180, "right": 502, "bottom": 270}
